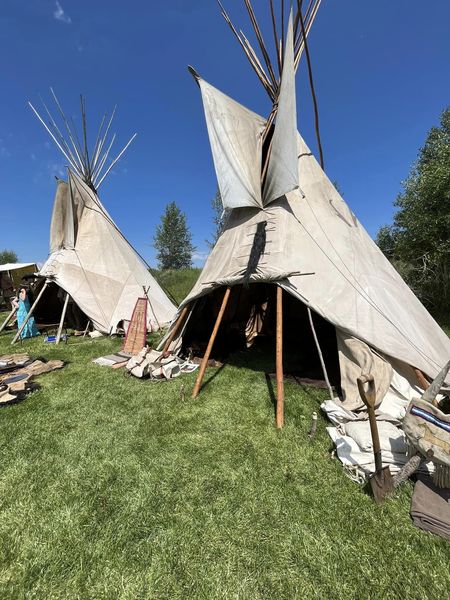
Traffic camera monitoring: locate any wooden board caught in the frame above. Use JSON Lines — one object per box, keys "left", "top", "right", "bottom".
{"left": 122, "top": 298, "right": 148, "bottom": 355}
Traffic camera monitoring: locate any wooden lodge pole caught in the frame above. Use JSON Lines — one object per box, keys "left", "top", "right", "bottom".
{"left": 11, "top": 282, "right": 48, "bottom": 345}
{"left": 192, "top": 287, "right": 231, "bottom": 399}
{"left": 0, "top": 307, "right": 17, "bottom": 334}
{"left": 162, "top": 304, "right": 191, "bottom": 354}
{"left": 276, "top": 285, "right": 284, "bottom": 428}
{"left": 55, "top": 292, "right": 70, "bottom": 344}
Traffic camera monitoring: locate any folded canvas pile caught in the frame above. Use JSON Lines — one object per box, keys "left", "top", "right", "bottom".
{"left": 411, "top": 475, "right": 450, "bottom": 541}
{"left": 93, "top": 352, "right": 132, "bottom": 368}
{"left": 321, "top": 399, "right": 434, "bottom": 483}
{"left": 126, "top": 348, "right": 198, "bottom": 380}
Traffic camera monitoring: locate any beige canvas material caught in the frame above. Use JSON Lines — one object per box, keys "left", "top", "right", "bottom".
{"left": 263, "top": 11, "right": 299, "bottom": 206}
{"left": 411, "top": 476, "right": 450, "bottom": 541}
{"left": 164, "top": 127, "right": 450, "bottom": 383}
{"left": 337, "top": 333, "right": 393, "bottom": 411}
{"left": 50, "top": 179, "right": 75, "bottom": 252}
{"left": 40, "top": 171, "right": 176, "bottom": 333}
{"left": 126, "top": 349, "right": 181, "bottom": 380}
{"left": 343, "top": 420, "right": 407, "bottom": 454}
{"left": 403, "top": 398, "right": 450, "bottom": 469}
{"left": 199, "top": 79, "right": 265, "bottom": 210}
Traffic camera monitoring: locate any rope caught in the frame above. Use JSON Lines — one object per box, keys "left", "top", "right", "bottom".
{"left": 290, "top": 206, "right": 442, "bottom": 371}
{"left": 296, "top": 6, "right": 440, "bottom": 371}
{"left": 299, "top": 1, "right": 324, "bottom": 169}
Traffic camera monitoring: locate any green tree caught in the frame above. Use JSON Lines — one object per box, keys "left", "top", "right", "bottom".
{"left": 0, "top": 249, "right": 18, "bottom": 264}
{"left": 206, "top": 187, "right": 229, "bottom": 249}
{"left": 154, "top": 202, "right": 195, "bottom": 270}
{"left": 376, "top": 107, "right": 450, "bottom": 315}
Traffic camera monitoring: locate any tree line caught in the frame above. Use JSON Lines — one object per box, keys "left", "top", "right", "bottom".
{"left": 376, "top": 107, "right": 449, "bottom": 319}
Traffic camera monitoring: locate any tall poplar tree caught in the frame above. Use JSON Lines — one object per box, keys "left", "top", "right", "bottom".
{"left": 154, "top": 202, "right": 195, "bottom": 270}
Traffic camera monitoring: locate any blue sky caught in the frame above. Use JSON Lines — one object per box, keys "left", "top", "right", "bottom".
{"left": 1, "top": 1, "right": 449, "bottom": 267}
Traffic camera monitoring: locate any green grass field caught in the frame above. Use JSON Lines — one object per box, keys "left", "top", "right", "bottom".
{"left": 0, "top": 292, "right": 449, "bottom": 599}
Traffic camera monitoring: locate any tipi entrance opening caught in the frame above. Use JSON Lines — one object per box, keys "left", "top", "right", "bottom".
{"left": 181, "top": 284, "right": 340, "bottom": 388}
{"left": 33, "top": 281, "right": 89, "bottom": 332}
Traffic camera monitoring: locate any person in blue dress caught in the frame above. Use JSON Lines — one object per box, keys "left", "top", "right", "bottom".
{"left": 12, "top": 286, "right": 40, "bottom": 339}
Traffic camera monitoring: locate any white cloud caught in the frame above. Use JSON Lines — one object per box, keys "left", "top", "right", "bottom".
{"left": 53, "top": 2, "right": 72, "bottom": 24}
{"left": 47, "top": 161, "right": 66, "bottom": 178}
{"left": 192, "top": 251, "right": 209, "bottom": 263}
{"left": 0, "top": 139, "right": 11, "bottom": 159}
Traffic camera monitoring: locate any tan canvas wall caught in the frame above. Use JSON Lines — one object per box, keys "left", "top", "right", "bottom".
{"left": 165, "top": 132, "right": 449, "bottom": 383}
{"left": 40, "top": 172, "right": 176, "bottom": 333}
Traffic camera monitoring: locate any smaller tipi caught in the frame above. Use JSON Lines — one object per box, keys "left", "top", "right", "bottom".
{"left": 13, "top": 93, "right": 176, "bottom": 343}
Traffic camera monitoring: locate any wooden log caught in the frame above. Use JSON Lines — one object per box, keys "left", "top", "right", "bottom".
{"left": 414, "top": 367, "right": 430, "bottom": 391}
{"left": 55, "top": 293, "right": 70, "bottom": 344}
{"left": 162, "top": 304, "right": 191, "bottom": 354}
{"left": 192, "top": 287, "right": 231, "bottom": 398}
{"left": 0, "top": 307, "right": 17, "bottom": 334}
{"left": 11, "top": 282, "right": 48, "bottom": 345}
{"left": 392, "top": 454, "right": 422, "bottom": 488}
{"left": 276, "top": 285, "right": 284, "bottom": 428}
{"left": 413, "top": 367, "right": 438, "bottom": 407}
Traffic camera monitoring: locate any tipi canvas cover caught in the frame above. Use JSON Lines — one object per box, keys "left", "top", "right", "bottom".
{"left": 163, "top": 69, "right": 449, "bottom": 405}
{"left": 163, "top": 3, "right": 449, "bottom": 411}
{"left": 39, "top": 170, "right": 176, "bottom": 333}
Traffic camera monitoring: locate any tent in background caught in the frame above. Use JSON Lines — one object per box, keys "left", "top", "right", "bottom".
{"left": 0, "top": 263, "right": 37, "bottom": 288}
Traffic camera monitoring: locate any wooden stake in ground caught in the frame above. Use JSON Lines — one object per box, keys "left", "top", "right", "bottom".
{"left": 276, "top": 285, "right": 284, "bottom": 428}
{"left": 11, "top": 282, "right": 48, "bottom": 345}
{"left": 0, "top": 307, "right": 17, "bottom": 335}
{"left": 55, "top": 292, "right": 70, "bottom": 344}
{"left": 162, "top": 304, "right": 191, "bottom": 354}
{"left": 192, "top": 287, "right": 231, "bottom": 399}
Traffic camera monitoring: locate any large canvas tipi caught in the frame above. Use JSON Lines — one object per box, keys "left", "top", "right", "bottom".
{"left": 162, "top": 1, "right": 450, "bottom": 425}
{"left": 13, "top": 93, "right": 176, "bottom": 341}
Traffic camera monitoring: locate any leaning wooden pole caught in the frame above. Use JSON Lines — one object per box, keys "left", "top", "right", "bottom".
{"left": 276, "top": 285, "right": 284, "bottom": 428}
{"left": 192, "top": 287, "right": 231, "bottom": 398}
{"left": 11, "top": 282, "right": 48, "bottom": 345}
{"left": 162, "top": 304, "right": 191, "bottom": 354}
{"left": 55, "top": 292, "right": 70, "bottom": 344}
{"left": 0, "top": 307, "right": 17, "bottom": 335}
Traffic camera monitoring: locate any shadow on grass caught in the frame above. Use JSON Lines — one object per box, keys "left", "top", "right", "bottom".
{"left": 198, "top": 361, "right": 227, "bottom": 394}
{"left": 264, "top": 372, "right": 276, "bottom": 419}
